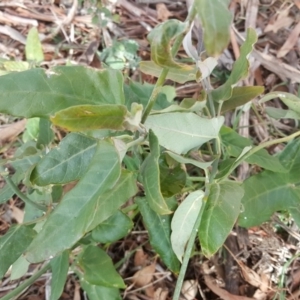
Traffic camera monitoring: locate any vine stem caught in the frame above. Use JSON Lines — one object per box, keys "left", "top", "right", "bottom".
{"left": 0, "top": 263, "right": 51, "bottom": 300}
{"left": 141, "top": 2, "right": 198, "bottom": 123}
{"left": 0, "top": 166, "right": 47, "bottom": 212}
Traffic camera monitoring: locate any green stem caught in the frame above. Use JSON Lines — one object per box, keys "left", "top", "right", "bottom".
{"left": 217, "top": 130, "right": 300, "bottom": 181}
{"left": 0, "top": 166, "right": 47, "bottom": 212}
{"left": 172, "top": 199, "right": 206, "bottom": 300}
{"left": 187, "top": 176, "right": 206, "bottom": 182}
{"left": 141, "top": 2, "right": 198, "bottom": 123}
{"left": 0, "top": 263, "right": 51, "bottom": 300}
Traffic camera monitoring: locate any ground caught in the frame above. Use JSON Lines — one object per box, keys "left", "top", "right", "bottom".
{"left": 0, "top": 0, "right": 300, "bottom": 299}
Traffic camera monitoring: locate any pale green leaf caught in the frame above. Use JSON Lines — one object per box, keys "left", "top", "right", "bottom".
{"left": 141, "top": 131, "right": 172, "bottom": 215}
{"left": 199, "top": 181, "right": 244, "bottom": 257}
{"left": 196, "top": 0, "right": 232, "bottom": 56}
{"left": 0, "top": 225, "right": 36, "bottom": 278}
{"left": 50, "top": 251, "right": 69, "bottom": 300}
{"left": 92, "top": 211, "right": 133, "bottom": 243}
{"left": 10, "top": 255, "right": 30, "bottom": 280}
{"left": 148, "top": 19, "right": 193, "bottom": 70}
{"left": 265, "top": 107, "right": 300, "bottom": 120}
{"left": 136, "top": 197, "right": 180, "bottom": 273}
{"left": 79, "top": 245, "right": 125, "bottom": 288}
{"left": 211, "top": 28, "right": 257, "bottom": 102}
{"left": 25, "top": 27, "right": 44, "bottom": 62}
{"left": 0, "top": 66, "right": 125, "bottom": 118}
{"left": 145, "top": 113, "right": 224, "bottom": 154}
{"left": 31, "top": 133, "right": 97, "bottom": 186}
{"left": 260, "top": 92, "right": 300, "bottom": 114}
{"left": 37, "top": 118, "right": 54, "bottom": 148}
{"left": 51, "top": 105, "right": 128, "bottom": 131}
{"left": 171, "top": 190, "right": 204, "bottom": 262}
{"left": 139, "top": 61, "right": 197, "bottom": 84}
{"left": 25, "top": 140, "right": 121, "bottom": 263}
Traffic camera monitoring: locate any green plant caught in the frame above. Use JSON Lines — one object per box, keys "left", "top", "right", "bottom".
{"left": 0, "top": 1, "right": 300, "bottom": 299}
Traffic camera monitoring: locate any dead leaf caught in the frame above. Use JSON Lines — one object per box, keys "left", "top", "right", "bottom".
{"left": 204, "top": 275, "right": 255, "bottom": 300}
{"left": 11, "top": 206, "right": 24, "bottom": 224}
{"left": 277, "top": 22, "right": 300, "bottom": 58}
{"left": 180, "top": 280, "right": 198, "bottom": 300}
{"left": 0, "top": 119, "right": 26, "bottom": 145}
{"left": 294, "top": 0, "right": 300, "bottom": 9}
{"left": 132, "top": 263, "right": 156, "bottom": 287}
{"left": 134, "top": 248, "right": 148, "bottom": 267}
{"left": 264, "top": 16, "right": 293, "bottom": 33}
{"left": 156, "top": 3, "right": 172, "bottom": 21}
{"left": 154, "top": 287, "right": 169, "bottom": 300}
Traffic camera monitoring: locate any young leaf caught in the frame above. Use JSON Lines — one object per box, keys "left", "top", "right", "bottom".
{"left": 25, "top": 140, "right": 121, "bottom": 263}
{"left": 199, "top": 181, "right": 244, "bottom": 257}
{"left": 0, "top": 66, "right": 124, "bottom": 118}
{"left": 171, "top": 190, "right": 204, "bottom": 262}
{"left": 31, "top": 133, "right": 97, "bottom": 186}
{"left": 0, "top": 225, "right": 36, "bottom": 278}
{"left": 51, "top": 105, "right": 128, "bottom": 131}
{"left": 195, "top": 0, "right": 232, "bottom": 56}
{"left": 50, "top": 251, "right": 69, "bottom": 300}
{"left": 37, "top": 118, "right": 54, "bottom": 148}
{"left": 139, "top": 61, "right": 197, "bottom": 84}
{"left": 145, "top": 113, "right": 224, "bottom": 154}
{"left": 92, "top": 210, "right": 133, "bottom": 243}
{"left": 239, "top": 138, "right": 300, "bottom": 228}
{"left": 136, "top": 197, "right": 180, "bottom": 273}
{"left": 141, "top": 130, "right": 172, "bottom": 215}
{"left": 148, "top": 19, "right": 193, "bottom": 70}
{"left": 79, "top": 245, "right": 125, "bottom": 288}
{"left": 260, "top": 92, "right": 300, "bottom": 114}
{"left": 220, "top": 86, "right": 264, "bottom": 113}
{"left": 220, "top": 126, "right": 287, "bottom": 173}
{"left": 25, "top": 27, "right": 44, "bottom": 62}
{"left": 80, "top": 278, "right": 121, "bottom": 300}
{"left": 211, "top": 28, "right": 257, "bottom": 102}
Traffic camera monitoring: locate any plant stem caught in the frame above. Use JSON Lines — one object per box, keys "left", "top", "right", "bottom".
{"left": 172, "top": 200, "right": 206, "bottom": 300}
{"left": 141, "top": 2, "right": 198, "bottom": 123}
{"left": 0, "top": 166, "right": 47, "bottom": 212}
{"left": 187, "top": 176, "right": 206, "bottom": 182}
{"left": 0, "top": 263, "right": 51, "bottom": 300}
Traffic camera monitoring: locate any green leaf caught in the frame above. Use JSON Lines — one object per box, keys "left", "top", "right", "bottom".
{"left": 0, "top": 66, "right": 125, "bottom": 118}
{"left": 25, "top": 27, "right": 44, "bottom": 62}
{"left": 25, "top": 140, "right": 121, "bottom": 263}
{"left": 260, "top": 92, "right": 300, "bottom": 114}
{"left": 79, "top": 245, "right": 125, "bottom": 288}
{"left": 171, "top": 190, "right": 204, "bottom": 262}
{"left": 220, "top": 126, "right": 287, "bottom": 172}
{"left": 80, "top": 279, "right": 121, "bottom": 300}
{"left": 139, "top": 61, "right": 197, "bottom": 84}
{"left": 290, "top": 206, "right": 300, "bottom": 228}
{"left": 239, "top": 138, "right": 300, "bottom": 228}
{"left": 148, "top": 19, "right": 192, "bottom": 70}
{"left": 31, "top": 133, "right": 97, "bottom": 186}
{"left": 199, "top": 181, "right": 244, "bottom": 257}
{"left": 0, "top": 172, "right": 23, "bottom": 204}
{"left": 10, "top": 255, "right": 30, "bottom": 280}
{"left": 37, "top": 118, "right": 54, "bottom": 148}
{"left": 160, "top": 160, "right": 186, "bottom": 197}
{"left": 23, "top": 118, "right": 40, "bottom": 142}
{"left": 165, "top": 151, "right": 213, "bottom": 170}
{"left": 265, "top": 107, "right": 300, "bottom": 120}
{"left": 50, "top": 251, "right": 69, "bottom": 300}
{"left": 124, "top": 80, "right": 170, "bottom": 111}
{"left": 145, "top": 113, "right": 224, "bottom": 154}
{"left": 136, "top": 197, "right": 180, "bottom": 273}
{"left": 211, "top": 28, "right": 257, "bottom": 102}
{"left": 196, "top": 0, "right": 232, "bottom": 56}
{"left": 92, "top": 211, "right": 133, "bottom": 243}
{"left": 0, "top": 225, "right": 36, "bottom": 278}
{"left": 141, "top": 131, "right": 172, "bottom": 215}
{"left": 51, "top": 105, "right": 128, "bottom": 131}
{"left": 220, "top": 86, "right": 264, "bottom": 113}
